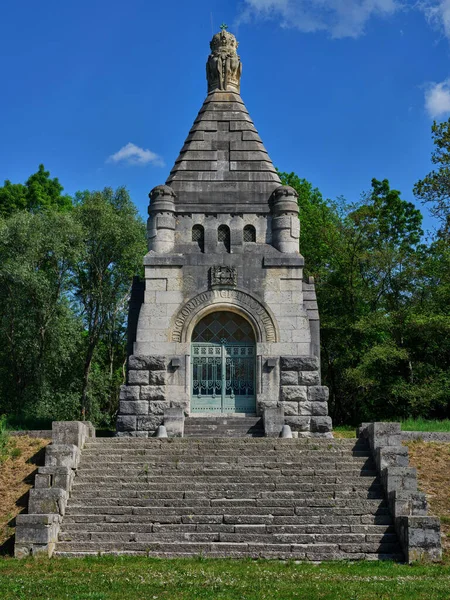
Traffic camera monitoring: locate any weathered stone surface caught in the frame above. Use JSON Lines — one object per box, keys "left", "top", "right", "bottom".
{"left": 284, "top": 416, "right": 311, "bottom": 432}
{"left": 307, "top": 386, "right": 329, "bottom": 402}
{"left": 128, "top": 355, "right": 166, "bottom": 371}
{"left": 119, "top": 385, "right": 140, "bottom": 401}
{"left": 298, "top": 371, "right": 320, "bottom": 386}
{"left": 128, "top": 370, "right": 150, "bottom": 385}
{"left": 164, "top": 407, "right": 185, "bottom": 437}
{"left": 140, "top": 386, "right": 166, "bottom": 401}
{"left": 116, "top": 416, "right": 137, "bottom": 432}
{"left": 263, "top": 406, "right": 284, "bottom": 437}
{"left": 45, "top": 445, "right": 80, "bottom": 469}
{"left": 119, "top": 401, "right": 149, "bottom": 416}
{"left": 282, "top": 402, "right": 299, "bottom": 416}
{"left": 28, "top": 488, "right": 68, "bottom": 516}
{"left": 280, "top": 356, "right": 319, "bottom": 372}
{"left": 149, "top": 370, "right": 167, "bottom": 385}
{"left": 280, "top": 371, "right": 298, "bottom": 386}
{"left": 148, "top": 401, "right": 169, "bottom": 415}
{"left": 52, "top": 422, "right": 92, "bottom": 448}
{"left": 280, "top": 386, "right": 308, "bottom": 402}
{"left": 310, "top": 416, "right": 333, "bottom": 433}
{"left": 136, "top": 415, "right": 164, "bottom": 431}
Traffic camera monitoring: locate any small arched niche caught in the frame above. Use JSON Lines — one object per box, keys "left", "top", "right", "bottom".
{"left": 218, "top": 224, "right": 231, "bottom": 253}
{"left": 192, "top": 224, "right": 204, "bottom": 252}
{"left": 243, "top": 224, "right": 256, "bottom": 243}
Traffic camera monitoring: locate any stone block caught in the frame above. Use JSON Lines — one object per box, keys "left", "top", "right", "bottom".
{"left": 164, "top": 407, "right": 185, "bottom": 437}
{"left": 310, "top": 401, "right": 328, "bottom": 416}
{"left": 37, "top": 467, "right": 73, "bottom": 491}
{"left": 280, "top": 386, "right": 307, "bottom": 402}
{"left": 280, "top": 356, "right": 319, "bottom": 372}
{"left": 119, "top": 385, "right": 140, "bottom": 401}
{"left": 284, "top": 416, "right": 311, "bottom": 432}
{"left": 263, "top": 406, "right": 284, "bottom": 437}
{"left": 136, "top": 415, "right": 164, "bottom": 431}
{"left": 392, "top": 491, "right": 428, "bottom": 517}
{"left": 282, "top": 402, "right": 299, "bottom": 416}
{"left": 140, "top": 385, "right": 166, "bottom": 401}
{"left": 45, "top": 444, "right": 80, "bottom": 469}
{"left": 119, "top": 400, "right": 149, "bottom": 415}
{"left": 52, "top": 421, "right": 91, "bottom": 448}
{"left": 15, "top": 514, "right": 61, "bottom": 557}
{"left": 148, "top": 401, "right": 169, "bottom": 415}
{"left": 298, "top": 371, "right": 320, "bottom": 386}
{"left": 298, "top": 401, "right": 313, "bottom": 416}
{"left": 385, "top": 467, "right": 418, "bottom": 495}
{"left": 116, "top": 415, "right": 137, "bottom": 432}
{"left": 149, "top": 370, "right": 167, "bottom": 385}
{"left": 129, "top": 355, "right": 166, "bottom": 371}
{"left": 34, "top": 473, "right": 52, "bottom": 488}
{"left": 128, "top": 370, "right": 149, "bottom": 385}
{"left": 377, "top": 446, "right": 409, "bottom": 471}
{"left": 280, "top": 371, "right": 298, "bottom": 386}
{"left": 369, "top": 422, "right": 402, "bottom": 451}
{"left": 310, "top": 416, "right": 332, "bottom": 433}
{"left": 28, "top": 488, "right": 68, "bottom": 516}
{"left": 307, "top": 386, "right": 329, "bottom": 402}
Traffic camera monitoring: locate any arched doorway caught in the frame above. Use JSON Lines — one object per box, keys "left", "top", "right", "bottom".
{"left": 191, "top": 311, "right": 256, "bottom": 414}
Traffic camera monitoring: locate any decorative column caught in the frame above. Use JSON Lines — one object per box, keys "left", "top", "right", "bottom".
{"left": 270, "top": 185, "right": 300, "bottom": 253}
{"left": 147, "top": 185, "right": 176, "bottom": 254}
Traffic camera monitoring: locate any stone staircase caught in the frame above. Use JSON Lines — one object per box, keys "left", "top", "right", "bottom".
{"left": 54, "top": 436, "right": 403, "bottom": 559}
{"left": 184, "top": 416, "right": 264, "bottom": 438}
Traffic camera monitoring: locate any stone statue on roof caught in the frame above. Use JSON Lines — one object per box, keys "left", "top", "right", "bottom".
{"left": 206, "top": 29, "right": 242, "bottom": 93}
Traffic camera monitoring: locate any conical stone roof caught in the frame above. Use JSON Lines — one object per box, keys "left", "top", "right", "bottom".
{"left": 166, "top": 30, "right": 281, "bottom": 214}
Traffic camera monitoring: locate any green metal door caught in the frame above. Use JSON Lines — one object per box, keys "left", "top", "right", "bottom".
{"left": 190, "top": 311, "right": 256, "bottom": 414}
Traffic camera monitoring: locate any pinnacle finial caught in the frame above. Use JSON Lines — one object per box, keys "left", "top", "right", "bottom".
{"left": 206, "top": 29, "right": 242, "bottom": 94}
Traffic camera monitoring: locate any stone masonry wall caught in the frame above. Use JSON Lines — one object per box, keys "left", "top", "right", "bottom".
{"left": 280, "top": 356, "right": 332, "bottom": 437}
{"left": 117, "top": 356, "right": 168, "bottom": 437}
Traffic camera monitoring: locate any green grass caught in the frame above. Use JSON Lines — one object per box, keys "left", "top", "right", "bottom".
{"left": 0, "top": 556, "right": 450, "bottom": 600}
{"left": 399, "top": 418, "right": 450, "bottom": 432}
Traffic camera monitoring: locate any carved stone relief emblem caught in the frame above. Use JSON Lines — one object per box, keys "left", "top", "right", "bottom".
{"left": 210, "top": 266, "right": 237, "bottom": 288}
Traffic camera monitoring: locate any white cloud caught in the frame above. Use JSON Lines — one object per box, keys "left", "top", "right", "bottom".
{"left": 425, "top": 79, "right": 450, "bottom": 118}
{"left": 418, "top": 0, "right": 450, "bottom": 39}
{"left": 107, "top": 142, "right": 164, "bottom": 167}
{"left": 238, "top": 0, "right": 401, "bottom": 39}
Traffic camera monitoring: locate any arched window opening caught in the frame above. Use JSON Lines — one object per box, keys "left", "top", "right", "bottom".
{"left": 218, "top": 225, "right": 230, "bottom": 252}
{"left": 243, "top": 225, "right": 256, "bottom": 243}
{"left": 192, "top": 224, "right": 204, "bottom": 252}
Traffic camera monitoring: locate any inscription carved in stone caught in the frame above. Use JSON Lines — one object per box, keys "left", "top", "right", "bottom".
{"left": 206, "top": 30, "right": 242, "bottom": 93}
{"left": 210, "top": 266, "right": 237, "bottom": 288}
{"left": 171, "top": 289, "right": 276, "bottom": 343}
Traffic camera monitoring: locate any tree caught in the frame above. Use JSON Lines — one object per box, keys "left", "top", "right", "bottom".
{"left": 72, "top": 187, "right": 146, "bottom": 420}
{"left": 0, "top": 164, "right": 72, "bottom": 218}
{"left": 414, "top": 119, "right": 450, "bottom": 238}
{"left": 0, "top": 210, "right": 83, "bottom": 420}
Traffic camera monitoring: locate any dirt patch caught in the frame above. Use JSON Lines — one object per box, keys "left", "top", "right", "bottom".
{"left": 0, "top": 436, "right": 49, "bottom": 555}
{"left": 407, "top": 441, "right": 450, "bottom": 556}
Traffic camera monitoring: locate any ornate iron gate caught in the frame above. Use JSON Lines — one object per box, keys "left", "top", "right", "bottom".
{"left": 191, "top": 342, "right": 255, "bottom": 413}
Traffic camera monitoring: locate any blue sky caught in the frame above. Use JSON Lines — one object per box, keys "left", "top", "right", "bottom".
{"left": 1, "top": 0, "right": 450, "bottom": 232}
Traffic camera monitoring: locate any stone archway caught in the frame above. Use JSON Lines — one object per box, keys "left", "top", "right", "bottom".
{"left": 170, "top": 288, "right": 278, "bottom": 344}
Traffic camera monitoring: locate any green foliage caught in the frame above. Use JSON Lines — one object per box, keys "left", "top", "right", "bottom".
{"left": 280, "top": 170, "right": 449, "bottom": 424}
{"left": 0, "top": 168, "right": 146, "bottom": 426}
{"left": 0, "top": 415, "right": 9, "bottom": 463}
{"left": 0, "top": 164, "right": 72, "bottom": 217}
{"left": 414, "top": 118, "right": 450, "bottom": 238}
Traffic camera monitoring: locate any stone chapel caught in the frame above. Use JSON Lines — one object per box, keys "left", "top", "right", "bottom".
{"left": 117, "top": 28, "right": 332, "bottom": 438}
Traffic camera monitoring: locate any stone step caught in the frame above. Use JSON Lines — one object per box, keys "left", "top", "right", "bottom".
{"left": 62, "top": 513, "right": 394, "bottom": 526}
{"left": 59, "top": 522, "right": 395, "bottom": 535}
{"left": 58, "top": 530, "right": 399, "bottom": 545}
{"left": 69, "top": 490, "right": 385, "bottom": 500}
{"left": 53, "top": 540, "right": 402, "bottom": 560}
{"left": 65, "top": 497, "right": 387, "bottom": 509}
{"left": 83, "top": 439, "right": 363, "bottom": 448}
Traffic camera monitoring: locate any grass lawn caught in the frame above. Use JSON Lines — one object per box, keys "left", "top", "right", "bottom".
{"left": 1, "top": 556, "right": 450, "bottom": 600}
